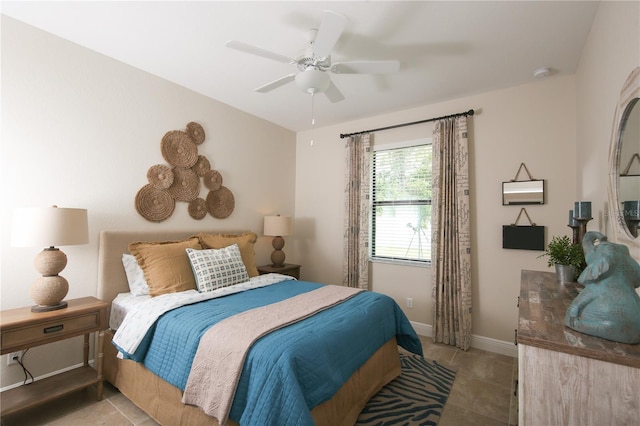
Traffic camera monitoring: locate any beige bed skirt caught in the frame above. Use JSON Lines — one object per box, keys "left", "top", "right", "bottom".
{"left": 104, "top": 330, "right": 400, "bottom": 426}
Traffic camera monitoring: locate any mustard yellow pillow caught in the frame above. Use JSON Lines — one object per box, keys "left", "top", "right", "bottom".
{"left": 195, "top": 232, "right": 259, "bottom": 277}
{"left": 128, "top": 237, "right": 202, "bottom": 296}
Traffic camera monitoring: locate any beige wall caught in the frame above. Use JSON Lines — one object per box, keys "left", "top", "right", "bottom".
{"left": 576, "top": 1, "right": 640, "bottom": 243}
{"left": 0, "top": 17, "right": 295, "bottom": 387}
{"left": 296, "top": 76, "right": 577, "bottom": 349}
{"left": 295, "top": 1, "right": 639, "bottom": 352}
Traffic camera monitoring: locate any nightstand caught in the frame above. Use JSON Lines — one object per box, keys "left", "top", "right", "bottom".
{"left": 257, "top": 263, "right": 301, "bottom": 279}
{"left": 0, "top": 296, "right": 108, "bottom": 416}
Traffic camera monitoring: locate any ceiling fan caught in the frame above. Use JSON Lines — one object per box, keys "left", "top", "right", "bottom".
{"left": 225, "top": 10, "right": 400, "bottom": 103}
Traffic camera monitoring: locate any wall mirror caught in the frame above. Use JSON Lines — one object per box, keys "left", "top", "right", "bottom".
{"left": 619, "top": 99, "right": 640, "bottom": 235}
{"left": 608, "top": 67, "right": 640, "bottom": 260}
{"left": 502, "top": 180, "right": 545, "bottom": 205}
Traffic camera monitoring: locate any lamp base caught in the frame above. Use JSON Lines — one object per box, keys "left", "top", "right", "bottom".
{"left": 30, "top": 275, "right": 69, "bottom": 311}
{"left": 270, "top": 249, "right": 286, "bottom": 268}
{"left": 270, "top": 236, "right": 286, "bottom": 267}
{"left": 31, "top": 301, "right": 68, "bottom": 313}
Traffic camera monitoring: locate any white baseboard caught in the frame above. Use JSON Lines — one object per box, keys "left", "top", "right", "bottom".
{"left": 0, "top": 360, "right": 94, "bottom": 393}
{"left": 411, "top": 321, "right": 433, "bottom": 337}
{"left": 411, "top": 321, "right": 518, "bottom": 358}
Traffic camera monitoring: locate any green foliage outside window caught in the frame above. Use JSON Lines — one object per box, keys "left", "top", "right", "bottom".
{"left": 372, "top": 144, "right": 432, "bottom": 262}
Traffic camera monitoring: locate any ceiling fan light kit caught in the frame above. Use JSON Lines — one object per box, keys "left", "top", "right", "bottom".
{"left": 295, "top": 68, "right": 330, "bottom": 94}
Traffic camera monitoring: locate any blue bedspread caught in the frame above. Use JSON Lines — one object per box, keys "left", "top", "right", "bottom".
{"left": 117, "top": 280, "right": 422, "bottom": 425}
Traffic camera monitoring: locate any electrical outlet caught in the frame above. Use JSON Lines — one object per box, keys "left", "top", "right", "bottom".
{"left": 7, "top": 351, "right": 23, "bottom": 366}
{"left": 406, "top": 297, "right": 413, "bottom": 309}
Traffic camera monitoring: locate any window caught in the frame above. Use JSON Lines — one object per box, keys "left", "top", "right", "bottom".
{"left": 371, "top": 140, "right": 432, "bottom": 263}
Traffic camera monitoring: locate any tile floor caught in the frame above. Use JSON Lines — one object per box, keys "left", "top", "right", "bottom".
{"left": 1, "top": 336, "right": 518, "bottom": 425}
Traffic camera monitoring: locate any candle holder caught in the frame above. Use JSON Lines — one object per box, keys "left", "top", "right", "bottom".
{"left": 622, "top": 200, "right": 640, "bottom": 238}
{"left": 568, "top": 224, "right": 581, "bottom": 245}
{"left": 574, "top": 217, "right": 592, "bottom": 244}
{"left": 567, "top": 209, "right": 581, "bottom": 244}
{"left": 571, "top": 202, "right": 592, "bottom": 244}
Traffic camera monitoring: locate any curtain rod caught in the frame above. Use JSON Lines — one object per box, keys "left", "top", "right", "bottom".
{"left": 339, "top": 109, "right": 475, "bottom": 139}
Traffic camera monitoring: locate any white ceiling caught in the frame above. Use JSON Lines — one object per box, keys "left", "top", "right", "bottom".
{"left": 1, "top": 1, "right": 599, "bottom": 132}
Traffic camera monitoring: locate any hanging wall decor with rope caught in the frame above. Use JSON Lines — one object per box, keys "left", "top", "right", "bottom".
{"left": 135, "top": 122, "right": 235, "bottom": 222}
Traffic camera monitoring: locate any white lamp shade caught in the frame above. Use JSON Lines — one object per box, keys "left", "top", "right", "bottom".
{"left": 12, "top": 206, "right": 89, "bottom": 247}
{"left": 264, "top": 215, "right": 293, "bottom": 237}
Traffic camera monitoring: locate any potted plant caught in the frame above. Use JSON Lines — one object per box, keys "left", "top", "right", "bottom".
{"left": 539, "top": 235, "right": 585, "bottom": 283}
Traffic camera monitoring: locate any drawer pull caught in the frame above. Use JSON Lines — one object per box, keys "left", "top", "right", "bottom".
{"left": 44, "top": 324, "right": 64, "bottom": 334}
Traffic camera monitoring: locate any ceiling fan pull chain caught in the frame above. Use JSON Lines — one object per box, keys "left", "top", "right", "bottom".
{"left": 310, "top": 92, "right": 316, "bottom": 146}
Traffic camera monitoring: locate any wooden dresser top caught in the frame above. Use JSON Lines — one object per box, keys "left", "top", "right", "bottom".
{"left": 518, "top": 269, "right": 640, "bottom": 368}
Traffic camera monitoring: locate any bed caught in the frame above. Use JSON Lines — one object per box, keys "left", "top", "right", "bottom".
{"left": 97, "top": 229, "right": 422, "bottom": 426}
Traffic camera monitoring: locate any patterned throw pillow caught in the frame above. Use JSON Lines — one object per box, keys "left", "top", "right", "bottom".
{"left": 122, "top": 253, "right": 150, "bottom": 296}
{"left": 186, "top": 244, "right": 249, "bottom": 293}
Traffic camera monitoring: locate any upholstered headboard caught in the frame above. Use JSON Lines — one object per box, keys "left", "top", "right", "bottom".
{"left": 97, "top": 229, "right": 247, "bottom": 303}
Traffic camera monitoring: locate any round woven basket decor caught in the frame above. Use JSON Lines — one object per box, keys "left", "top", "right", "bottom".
{"left": 167, "top": 167, "right": 200, "bottom": 202}
{"left": 206, "top": 186, "right": 235, "bottom": 219}
{"left": 135, "top": 184, "right": 175, "bottom": 222}
{"left": 186, "top": 122, "right": 206, "bottom": 145}
{"left": 161, "top": 130, "right": 199, "bottom": 168}
{"left": 147, "top": 164, "right": 174, "bottom": 189}
{"left": 204, "top": 169, "right": 223, "bottom": 191}
{"left": 192, "top": 155, "right": 211, "bottom": 177}
{"left": 188, "top": 197, "right": 207, "bottom": 220}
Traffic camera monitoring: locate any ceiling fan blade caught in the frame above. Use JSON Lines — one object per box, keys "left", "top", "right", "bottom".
{"left": 324, "top": 81, "right": 345, "bottom": 103}
{"left": 312, "top": 10, "right": 348, "bottom": 58}
{"left": 255, "top": 74, "right": 296, "bottom": 93}
{"left": 225, "top": 40, "right": 294, "bottom": 64}
{"left": 331, "top": 60, "right": 400, "bottom": 74}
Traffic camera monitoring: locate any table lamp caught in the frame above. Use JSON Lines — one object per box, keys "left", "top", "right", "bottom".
{"left": 12, "top": 206, "right": 89, "bottom": 312}
{"left": 263, "top": 215, "right": 293, "bottom": 267}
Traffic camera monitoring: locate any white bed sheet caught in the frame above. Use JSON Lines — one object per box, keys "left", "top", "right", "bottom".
{"left": 112, "top": 273, "right": 293, "bottom": 354}
{"left": 110, "top": 292, "right": 150, "bottom": 330}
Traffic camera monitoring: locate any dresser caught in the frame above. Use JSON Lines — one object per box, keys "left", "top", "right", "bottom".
{"left": 517, "top": 270, "right": 640, "bottom": 425}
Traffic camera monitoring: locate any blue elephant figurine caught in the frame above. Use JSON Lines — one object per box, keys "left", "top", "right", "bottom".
{"left": 564, "top": 231, "right": 640, "bottom": 344}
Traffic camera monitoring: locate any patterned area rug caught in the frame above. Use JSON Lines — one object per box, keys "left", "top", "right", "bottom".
{"left": 356, "top": 353, "right": 457, "bottom": 426}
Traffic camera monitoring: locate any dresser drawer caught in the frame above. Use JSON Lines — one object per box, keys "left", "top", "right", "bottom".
{"left": 2, "top": 311, "right": 101, "bottom": 349}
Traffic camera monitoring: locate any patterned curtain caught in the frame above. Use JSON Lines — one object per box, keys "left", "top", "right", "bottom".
{"left": 431, "top": 116, "right": 472, "bottom": 350}
{"left": 343, "top": 133, "right": 371, "bottom": 289}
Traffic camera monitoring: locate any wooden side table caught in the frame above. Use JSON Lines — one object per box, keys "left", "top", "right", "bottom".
{"left": 257, "top": 263, "right": 301, "bottom": 280}
{"left": 0, "top": 296, "right": 108, "bottom": 416}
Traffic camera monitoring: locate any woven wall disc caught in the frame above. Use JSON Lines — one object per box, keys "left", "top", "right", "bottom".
{"left": 188, "top": 197, "right": 207, "bottom": 220}
{"left": 204, "top": 169, "right": 223, "bottom": 191}
{"left": 161, "top": 130, "right": 198, "bottom": 168}
{"left": 192, "top": 155, "right": 211, "bottom": 177}
{"left": 135, "top": 184, "right": 175, "bottom": 222}
{"left": 167, "top": 167, "right": 200, "bottom": 202}
{"left": 186, "top": 122, "right": 205, "bottom": 145}
{"left": 206, "top": 186, "right": 235, "bottom": 219}
{"left": 147, "top": 164, "right": 174, "bottom": 189}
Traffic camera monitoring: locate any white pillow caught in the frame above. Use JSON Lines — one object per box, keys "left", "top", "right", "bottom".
{"left": 122, "top": 253, "right": 150, "bottom": 296}
{"left": 186, "top": 244, "right": 249, "bottom": 293}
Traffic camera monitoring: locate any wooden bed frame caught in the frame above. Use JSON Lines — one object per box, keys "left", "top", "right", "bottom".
{"left": 97, "top": 230, "right": 401, "bottom": 426}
